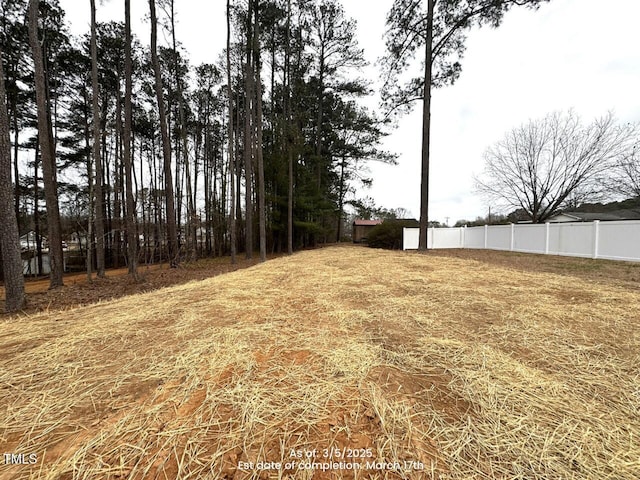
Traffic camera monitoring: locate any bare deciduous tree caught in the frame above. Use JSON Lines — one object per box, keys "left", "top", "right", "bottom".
{"left": 609, "top": 142, "right": 640, "bottom": 198}
{"left": 475, "top": 111, "right": 636, "bottom": 223}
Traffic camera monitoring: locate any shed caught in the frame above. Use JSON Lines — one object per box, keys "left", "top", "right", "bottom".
{"left": 20, "top": 231, "right": 44, "bottom": 251}
{"left": 352, "top": 219, "right": 382, "bottom": 243}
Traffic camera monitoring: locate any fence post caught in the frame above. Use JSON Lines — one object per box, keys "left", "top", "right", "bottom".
{"left": 430, "top": 226, "right": 435, "bottom": 249}
{"left": 593, "top": 220, "right": 600, "bottom": 259}
{"left": 545, "top": 222, "right": 550, "bottom": 255}
{"left": 461, "top": 226, "right": 466, "bottom": 248}
{"left": 484, "top": 224, "right": 488, "bottom": 249}
{"left": 510, "top": 223, "right": 515, "bottom": 251}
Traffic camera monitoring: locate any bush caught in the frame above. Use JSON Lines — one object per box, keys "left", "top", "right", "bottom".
{"left": 367, "top": 220, "right": 416, "bottom": 250}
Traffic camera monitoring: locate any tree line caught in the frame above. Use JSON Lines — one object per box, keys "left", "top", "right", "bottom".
{"left": 0, "top": 0, "right": 395, "bottom": 311}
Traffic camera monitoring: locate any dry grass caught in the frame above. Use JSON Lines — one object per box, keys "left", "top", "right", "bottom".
{"left": 1, "top": 245, "right": 639, "bottom": 479}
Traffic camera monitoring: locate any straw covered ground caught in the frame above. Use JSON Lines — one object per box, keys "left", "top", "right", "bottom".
{"left": 1, "top": 245, "right": 639, "bottom": 479}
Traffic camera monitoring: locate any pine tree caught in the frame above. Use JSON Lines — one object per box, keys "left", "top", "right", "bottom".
{"left": 28, "top": 0, "right": 64, "bottom": 287}
{"left": 90, "top": 0, "right": 105, "bottom": 277}
{"left": 149, "top": 0, "right": 179, "bottom": 267}
{"left": 123, "top": 0, "right": 138, "bottom": 277}
{"left": 381, "top": 0, "right": 549, "bottom": 250}
{"left": 0, "top": 43, "right": 25, "bottom": 312}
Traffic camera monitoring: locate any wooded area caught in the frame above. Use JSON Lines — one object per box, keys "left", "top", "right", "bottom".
{"left": 0, "top": 0, "right": 394, "bottom": 309}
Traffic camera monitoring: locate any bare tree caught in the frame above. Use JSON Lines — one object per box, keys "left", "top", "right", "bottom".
{"left": 610, "top": 142, "right": 640, "bottom": 198}
{"left": 475, "top": 111, "right": 636, "bottom": 223}
{"left": 28, "top": 0, "right": 64, "bottom": 288}
{"left": 0, "top": 44, "right": 25, "bottom": 312}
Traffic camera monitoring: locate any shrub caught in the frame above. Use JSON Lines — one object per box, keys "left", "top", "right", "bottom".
{"left": 367, "top": 220, "right": 416, "bottom": 250}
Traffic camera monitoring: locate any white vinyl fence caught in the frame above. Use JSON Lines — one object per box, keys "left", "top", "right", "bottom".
{"left": 403, "top": 220, "right": 640, "bottom": 262}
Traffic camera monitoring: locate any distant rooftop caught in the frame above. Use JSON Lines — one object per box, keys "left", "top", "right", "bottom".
{"left": 555, "top": 210, "right": 640, "bottom": 222}
{"left": 353, "top": 219, "right": 382, "bottom": 226}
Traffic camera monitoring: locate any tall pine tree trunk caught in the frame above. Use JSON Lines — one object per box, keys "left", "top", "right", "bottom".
{"left": 244, "top": 0, "right": 254, "bottom": 259}
{"left": 285, "top": 0, "right": 293, "bottom": 255}
{"left": 113, "top": 81, "right": 122, "bottom": 268}
{"left": 226, "top": 0, "right": 236, "bottom": 264}
{"left": 418, "top": 0, "right": 434, "bottom": 251}
{"left": 28, "top": 0, "right": 64, "bottom": 288}
{"left": 34, "top": 137, "right": 43, "bottom": 275}
{"left": 254, "top": 0, "right": 266, "bottom": 262}
{"left": 169, "top": 0, "right": 195, "bottom": 261}
{"left": 235, "top": 87, "right": 243, "bottom": 247}
{"left": 0, "top": 44, "right": 25, "bottom": 312}
{"left": 81, "top": 87, "right": 93, "bottom": 282}
{"left": 150, "top": 0, "right": 179, "bottom": 267}
{"left": 91, "top": 0, "right": 105, "bottom": 278}
{"left": 124, "top": 0, "right": 138, "bottom": 277}
{"left": 336, "top": 156, "right": 346, "bottom": 242}
{"left": 12, "top": 102, "right": 20, "bottom": 225}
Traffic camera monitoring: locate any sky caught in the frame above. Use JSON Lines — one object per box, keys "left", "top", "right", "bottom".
{"left": 60, "top": 0, "right": 640, "bottom": 225}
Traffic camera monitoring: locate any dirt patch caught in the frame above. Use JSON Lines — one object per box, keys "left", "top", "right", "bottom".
{"left": 367, "top": 366, "right": 470, "bottom": 422}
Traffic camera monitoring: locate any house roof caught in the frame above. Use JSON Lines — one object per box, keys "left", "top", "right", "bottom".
{"left": 353, "top": 219, "right": 382, "bottom": 226}
{"left": 552, "top": 210, "right": 640, "bottom": 222}
{"left": 20, "top": 231, "right": 46, "bottom": 241}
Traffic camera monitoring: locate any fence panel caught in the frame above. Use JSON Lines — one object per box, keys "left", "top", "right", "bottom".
{"left": 464, "top": 227, "right": 485, "bottom": 249}
{"left": 486, "top": 225, "right": 511, "bottom": 250}
{"left": 549, "top": 222, "right": 595, "bottom": 258}
{"left": 513, "top": 224, "right": 547, "bottom": 254}
{"left": 597, "top": 221, "right": 640, "bottom": 261}
{"left": 432, "top": 227, "right": 464, "bottom": 248}
{"left": 403, "top": 228, "right": 420, "bottom": 250}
